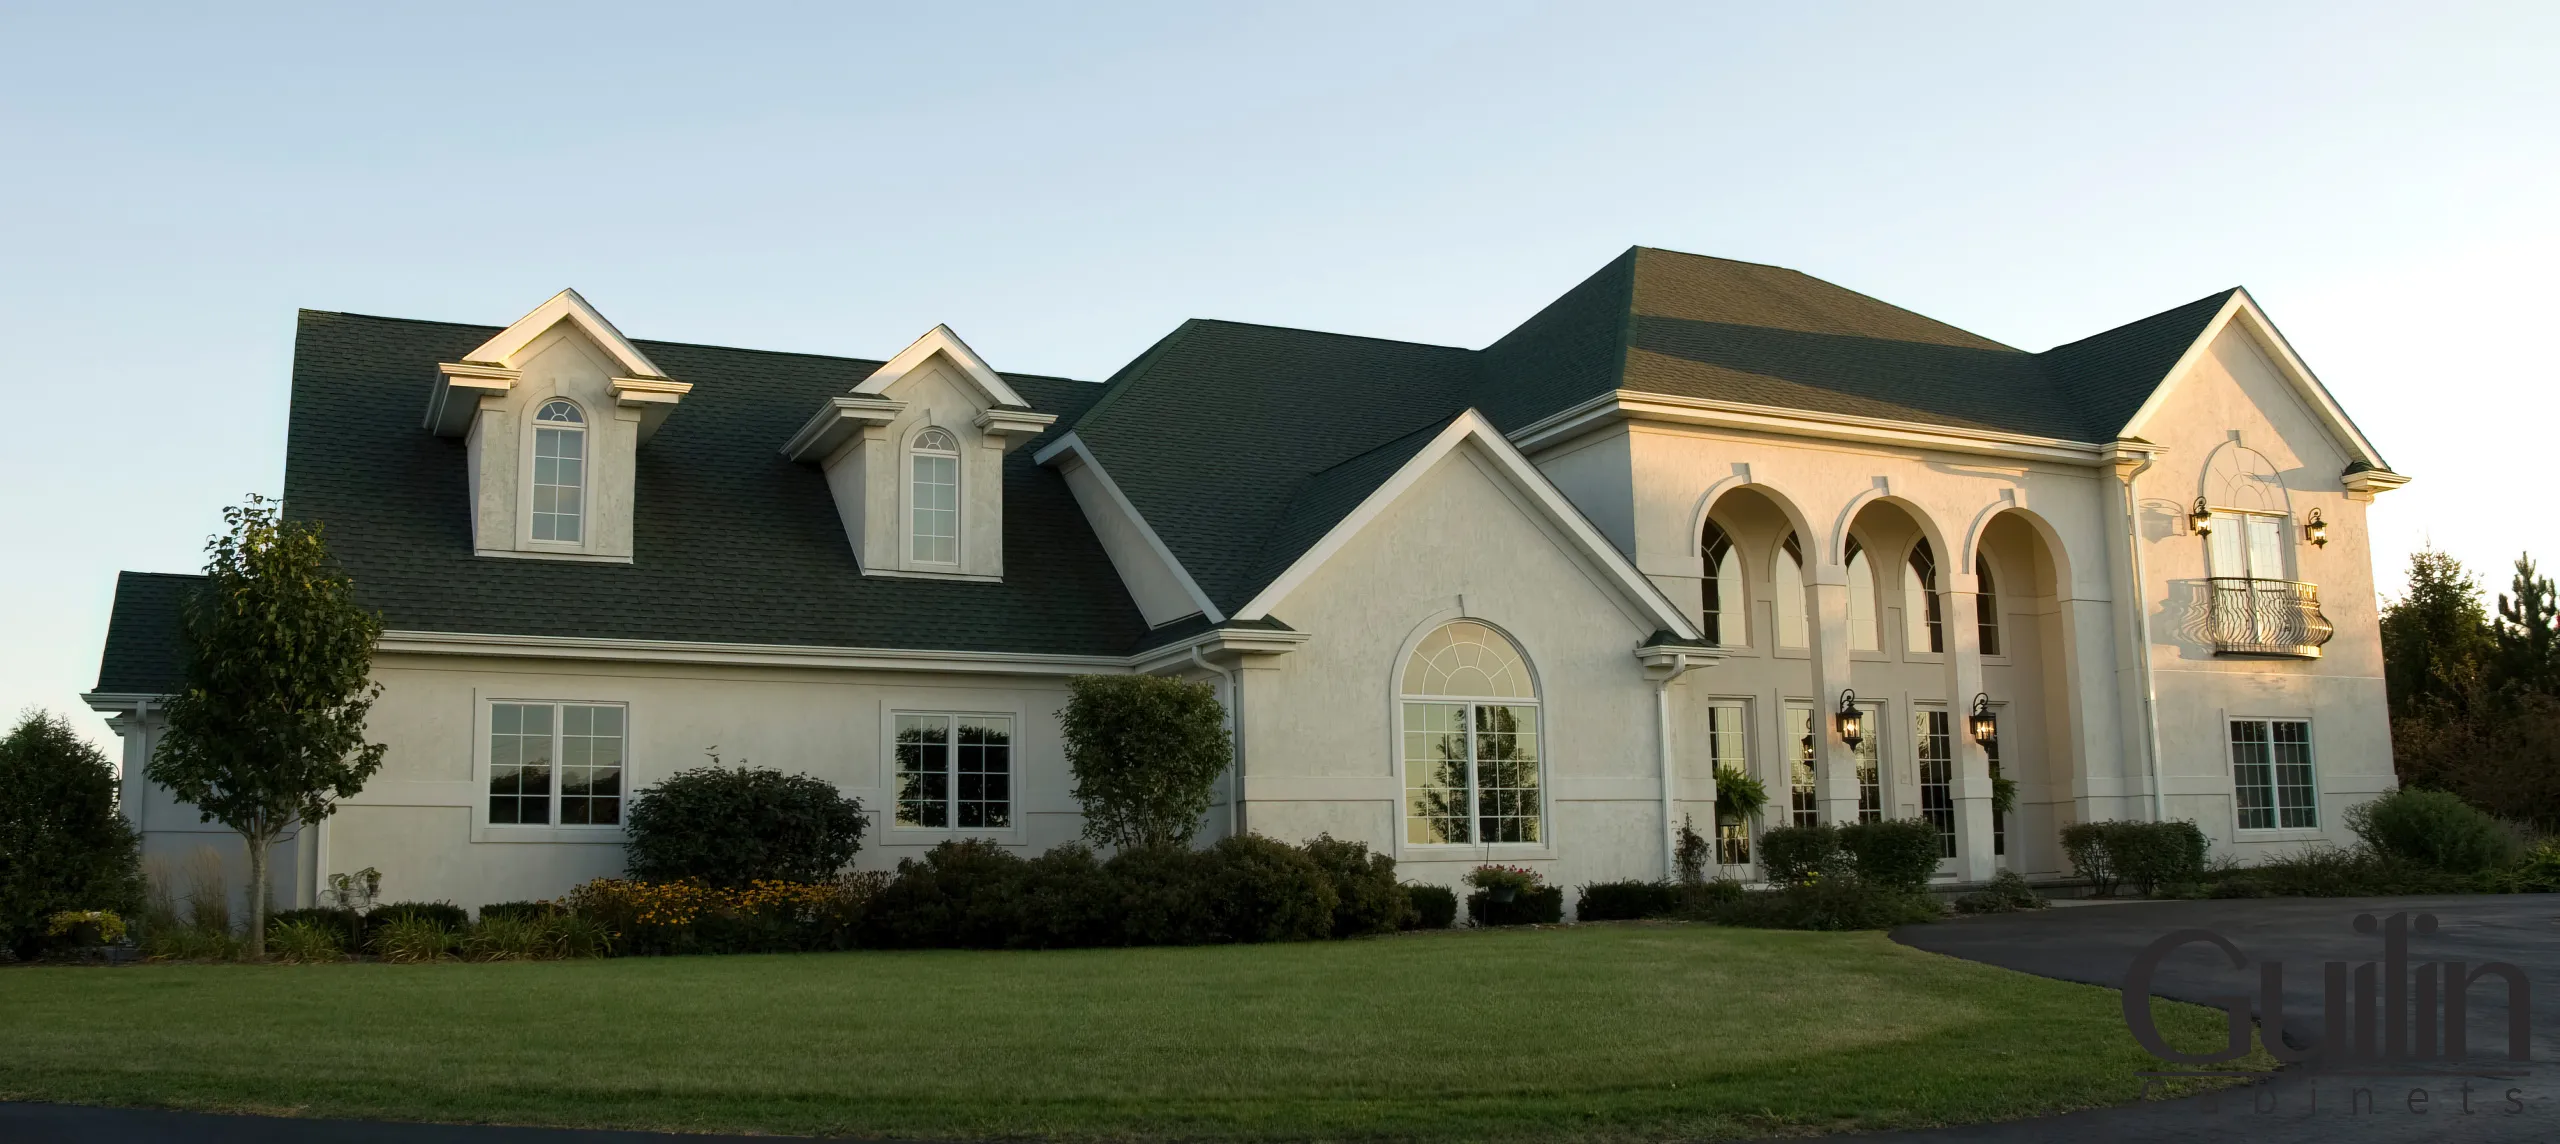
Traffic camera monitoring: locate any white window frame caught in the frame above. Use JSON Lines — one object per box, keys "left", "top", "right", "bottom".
{"left": 1902, "top": 539, "right": 1943, "bottom": 659}
{"left": 1775, "top": 534, "right": 1809, "bottom": 650}
{"left": 887, "top": 709, "right": 1018, "bottom": 837}
{"left": 2228, "top": 715, "right": 2321, "bottom": 834}
{"left": 1394, "top": 619, "right": 1551, "bottom": 856}
{"left": 522, "top": 398, "right": 589, "bottom": 551}
{"left": 1702, "top": 521, "right": 1746, "bottom": 648}
{"left": 1853, "top": 698, "right": 1886, "bottom": 823}
{"left": 474, "top": 695, "right": 630, "bottom": 843}
{"left": 1974, "top": 550, "right": 2007, "bottom": 661}
{"left": 1913, "top": 705, "right": 1955, "bottom": 860}
{"left": 907, "top": 427, "right": 961, "bottom": 567}
{"left": 1706, "top": 699, "right": 1752, "bottom": 866}
{"left": 2205, "top": 507, "right": 2295, "bottom": 582}
{"left": 1784, "top": 703, "right": 1819, "bottom": 828}
{"left": 1846, "top": 538, "right": 1880, "bottom": 653}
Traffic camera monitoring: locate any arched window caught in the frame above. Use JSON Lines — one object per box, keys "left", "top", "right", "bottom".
{"left": 1903, "top": 539, "right": 1943, "bottom": 654}
{"left": 1702, "top": 520, "right": 1742, "bottom": 646}
{"left": 1775, "top": 533, "right": 1808, "bottom": 648}
{"left": 1846, "top": 537, "right": 1879, "bottom": 651}
{"left": 530, "top": 400, "right": 585, "bottom": 543}
{"left": 910, "top": 427, "right": 959, "bottom": 564}
{"left": 1975, "top": 553, "right": 2002, "bottom": 656}
{"left": 1400, "top": 620, "right": 1542, "bottom": 846}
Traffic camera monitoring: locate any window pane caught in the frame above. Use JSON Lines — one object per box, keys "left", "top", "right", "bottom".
{"left": 1787, "top": 706, "right": 1818, "bottom": 827}
{"left": 1776, "top": 537, "right": 1809, "bottom": 648}
{"left": 489, "top": 703, "right": 552, "bottom": 826}
{"left": 1847, "top": 548, "right": 1878, "bottom": 651}
{"left": 2273, "top": 720, "right": 2317, "bottom": 828}
{"left": 2248, "top": 516, "right": 2286, "bottom": 582}
{"left": 560, "top": 704, "right": 624, "bottom": 827}
{"left": 911, "top": 454, "right": 958, "bottom": 564}
{"left": 1986, "top": 735, "right": 2006, "bottom": 856}
{"left": 2208, "top": 523, "right": 2247, "bottom": 580}
{"left": 896, "top": 715, "right": 950, "bottom": 828}
{"left": 1400, "top": 621, "right": 1534, "bottom": 699}
{"left": 1475, "top": 704, "right": 1540, "bottom": 844}
{"left": 1401, "top": 703, "right": 1470, "bottom": 844}
{"left": 1855, "top": 704, "right": 1882, "bottom": 823}
{"left": 2231, "top": 720, "right": 2276, "bottom": 830}
{"left": 956, "top": 716, "right": 1012, "bottom": 829}
{"left": 1917, "top": 709, "right": 1954, "bottom": 858}
{"left": 1975, "top": 555, "right": 2002, "bottom": 657}
{"left": 532, "top": 425, "right": 585, "bottom": 544}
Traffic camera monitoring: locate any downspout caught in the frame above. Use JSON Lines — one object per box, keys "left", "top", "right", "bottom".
{"left": 1191, "top": 645, "right": 1243, "bottom": 839}
{"left": 1654, "top": 653, "right": 1698, "bottom": 879}
{"left": 2119, "top": 451, "right": 2168, "bottom": 822}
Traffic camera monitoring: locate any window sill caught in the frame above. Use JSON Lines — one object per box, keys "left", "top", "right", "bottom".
{"left": 884, "top": 826, "right": 1026, "bottom": 845}
{"left": 1397, "top": 844, "right": 1561, "bottom": 863}
{"left": 471, "top": 823, "right": 628, "bottom": 844}
{"left": 2231, "top": 827, "right": 2327, "bottom": 842}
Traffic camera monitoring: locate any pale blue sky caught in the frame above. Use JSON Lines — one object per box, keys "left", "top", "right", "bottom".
{"left": 4, "top": 2, "right": 2554, "bottom": 750}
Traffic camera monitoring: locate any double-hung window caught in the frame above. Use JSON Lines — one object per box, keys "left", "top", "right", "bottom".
{"left": 1786, "top": 705, "right": 1818, "bottom": 827}
{"left": 488, "top": 701, "right": 625, "bottom": 826}
{"left": 2231, "top": 719, "right": 2317, "bottom": 830}
{"left": 1706, "top": 701, "right": 1750, "bottom": 865}
{"left": 1853, "top": 700, "right": 1884, "bottom": 822}
{"left": 895, "top": 713, "right": 1013, "bottom": 829}
{"left": 1915, "top": 709, "right": 1955, "bottom": 858}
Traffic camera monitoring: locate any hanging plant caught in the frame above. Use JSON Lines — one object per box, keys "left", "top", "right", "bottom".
{"left": 1714, "top": 767, "right": 1770, "bottom": 822}
{"left": 1992, "top": 775, "right": 2019, "bottom": 817}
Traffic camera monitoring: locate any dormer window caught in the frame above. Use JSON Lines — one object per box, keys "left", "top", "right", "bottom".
{"left": 910, "top": 427, "right": 960, "bottom": 565}
{"left": 531, "top": 400, "right": 586, "bottom": 544}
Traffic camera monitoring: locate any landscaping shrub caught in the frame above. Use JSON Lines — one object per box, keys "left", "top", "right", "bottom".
{"left": 2202, "top": 845, "right": 2484, "bottom": 898}
{"left": 623, "top": 763, "right": 868, "bottom": 887}
{"left": 42, "top": 909, "right": 127, "bottom": 948}
{"left": 1061, "top": 675, "right": 1232, "bottom": 849}
{"left": 1298, "top": 835, "right": 1407, "bottom": 938}
{"left": 2062, "top": 821, "right": 2208, "bottom": 896}
{"left": 2346, "top": 788, "right": 2519, "bottom": 874}
{"left": 1952, "top": 870, "right": 2048, "bottom": 915}
{"left": 266, "top": 918, "right": 344, "bottom": 963}
{"left": 371, "top": 901, "right": 470, "bottom": 931}
{"left": 1201, "top": 834, "right": 1336, "bottom": 943}
{"left": 1469, "top": 886, "right": 1564, "bottom": 927}
{"left": 269, "top": 907, "right": 362, "bottom": 950}
{"left": 1008, "top": 844, "right": 1119, "bottom": 949}
{"left": 1106, "top": 844, "right": 1218, "bottom": 947}
{"left": 1838, "top": 818, "right": 1942, "bottom": 891}
{"left": 1757, "top": 824, "right": 1840, "bottom": 885}
{"left": 1703, "top": 880, "right": 1944, "bottom": 931}
{"left": 1680, "top": 877, "right": 1750, "bottom": 912}
{"left": 2059, "top": 822, "right": 2117, "bottom": 895}
{"left": 462, "top": 913, "right": 558, "bottom": 961}
{"left": 1403, "top": 884, "right": 1458, "bottom": 929}
{"left": 858, "top": 840, "right": 1029, "bottom": 950}
{"left": 1, "top": 712, "right": 145, "bottom": 959}
{"left": 478, "top": 901, "right": 561, "bottom": 923}
{"left": 145, "top": 924, "right": 237, "bottom": 961}
{"left": 1575, "top": 880, "right": 1680, "bottom": 921}
{"left": 372, "top": 916, "right": 456, "bottom": 962}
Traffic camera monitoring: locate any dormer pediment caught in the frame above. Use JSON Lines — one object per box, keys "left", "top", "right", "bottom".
{"left": 427, "top": 289, "right": 693, "bottom": 442}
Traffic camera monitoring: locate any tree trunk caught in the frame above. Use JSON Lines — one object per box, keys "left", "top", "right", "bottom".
{"left": 241, "top": 824, "right": 270, "bottom": 960}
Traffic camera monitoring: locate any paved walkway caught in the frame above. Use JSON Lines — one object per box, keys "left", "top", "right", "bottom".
{"left": 1872, "top": 894, "right": 2560, "bottom": 1142}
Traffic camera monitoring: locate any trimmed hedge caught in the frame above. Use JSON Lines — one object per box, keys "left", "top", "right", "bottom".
{"left": 1300, "top": 835, "right": 1408, "bottom": 938}
{"left": 1758, "top": 824, "right": 1840, "bottom": 885}
{"left": 624, "top": 765, "right": 867, "bottom": 887}
{"left": 1575, "top": 880, "right": 1681, "bottom": 921}
{"left": 1403, "top": 885, "right": 1458, "bottom": 929}
{"left": 1467, "top": 886, "right": 1564, "bottom": 927}
{"left": 2346, "top": 789, "right": 2519, "bottom": 874}
{"left": 854, "top": 834, "right": 1368, "bottom": 951}
{"left": 1837, "top": 819, "right": 1942, "bottom": 891}
{"left": 1702, "top": 880, "right": 1944, "bottom": 931}
{"left": 370, "top": 901, "right": 470, "bottom": 931}
{"left": 2062, "top": 821, "right": 2208, "bottom": 897}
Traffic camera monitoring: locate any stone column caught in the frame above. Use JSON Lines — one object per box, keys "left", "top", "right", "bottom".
{"left": 1806, "top": 562, "right": 1860, "bottom": 825}
{"left": 1942, "top": 570, "right": 1997, "bottom": 882}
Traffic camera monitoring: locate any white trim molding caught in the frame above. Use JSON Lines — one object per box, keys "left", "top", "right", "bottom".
{"left": 2117, "top": 290, "right": 2395, "bottom": 474}
{"left": 428, "top": 289, "right": 688, "bottom": 439}
{"left": 1511, "top": 390, "right": 2114, "bottom": 466}
{"left": 1035, "top": 431, "right": 1226, "bottom": 624}
{"left": 853, "top": 324, "right": 1032, "bottom": 410}
{"left": 377, "top": 626, "right": 1306, "bottom": 676}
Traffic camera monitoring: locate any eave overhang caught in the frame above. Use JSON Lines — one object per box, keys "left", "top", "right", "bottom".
{"left": 782, "top": 396, "right": 908, "bottom": 463}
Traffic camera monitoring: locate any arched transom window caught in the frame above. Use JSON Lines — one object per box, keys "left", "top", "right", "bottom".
{"left": 1775, "top": 533, "right": 1808, "bottom": 648}
{"left": 530, "top": 400, "right": 585, "bottom": 543}
{"left": 1702, "top": 520, "right": 1742, "bottom": 646}
{"left": 910, "top": 427, "right": 960, "bottom": 564}
{"left": 1903, "top": 538, "right": 1943, "bottom": 654}
{"left": 1846, "top": 537, "right": 1879, "bottom": 651}
{"left": 1400, "top": 620, "right": 1542, "bottom": 846}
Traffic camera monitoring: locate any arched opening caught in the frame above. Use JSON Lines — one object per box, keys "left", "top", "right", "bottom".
{"left": 1974, "top": 508, "right": 2073, "bottom": 875}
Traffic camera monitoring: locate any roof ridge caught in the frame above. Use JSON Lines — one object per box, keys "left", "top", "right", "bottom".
{"left": 1177, "top": 315, "right": 1474, "bottom": 354}
{"left": 302, "top": 309, "right": 1094, "bottom": 384}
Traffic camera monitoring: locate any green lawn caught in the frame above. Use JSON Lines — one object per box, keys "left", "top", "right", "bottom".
{"left": 0, "top": 923, "right": 2253, "bottom": 1140}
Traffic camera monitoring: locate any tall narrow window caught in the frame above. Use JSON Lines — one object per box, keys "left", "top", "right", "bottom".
{"left": 1975, "top": 554, "right": 2002, "bottom": 657}
{"left": 487, "top": 701, "right": 624, "bottom": 826}
{"left": 1786, "top": 705, "right": 1818, "bottom": 827}
{"left": 1702, "top": 521, "right": 1742, "bottom": 646}
{"left": 1846, "top": 538, "right": 1879, "bottom": 651}
{"left": 1985, "top": 732, "right": 2006, "bottom": 856}
{"left": 1854, "top": 700, "right": 1883, "bottom": 822}
{"left": 1707, "top": 701, "right": 1750, "bottom": 865}
{"left": 910, "top": 427, "right": 960, "bottom": 565}
{"left": 1904, "top": 539, "right": 1943, "bottom": 654}
{"left": 530, "top": 400, "right": 585, "bottom": 543}
{"left": 1775, "top": 534, "right": 1810, "bottom": 648}
{"left": 896, "top": 712, "right": 1013, "bottom": 829}
{"left": 2231, "top": 719, "right": 2317, "bottom": 830}
{"left": 1916, "top": 709, "right": 1955, "bottom": 858}
{"left": 1400, "top": 621, "right": 1542, "bottom": 845}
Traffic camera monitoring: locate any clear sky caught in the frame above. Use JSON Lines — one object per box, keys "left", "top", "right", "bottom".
{"left": 4, "top": 2, "right": 2554, "bottom": 753}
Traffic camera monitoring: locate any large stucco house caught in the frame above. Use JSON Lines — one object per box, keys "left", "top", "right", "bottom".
{"left": 87, "top": 247, "right": 2407, "bottom": 912}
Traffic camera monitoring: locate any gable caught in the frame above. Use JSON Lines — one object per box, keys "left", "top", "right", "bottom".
{"left": 2117, "top": 292, "right": 2388, "bottom": 473}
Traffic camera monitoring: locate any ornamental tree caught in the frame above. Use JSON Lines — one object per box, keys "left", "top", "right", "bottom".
{"left": 623, "top": 758, "right": 868, "bottom": 886}
{"left": 147, "top": 496, "right": 386, "bottom": 959}
{"left": 1059, "top": 674, "right": 1231, "bottom": 850}
{"left": 0, "top": 711, "right": 145, "bottom": 959}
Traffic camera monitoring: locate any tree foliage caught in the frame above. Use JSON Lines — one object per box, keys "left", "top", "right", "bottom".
{"left": 2379, "top": 549, "right": 2494, "bottom": 721}
{"left": 2382, "top": 548, "right": 2560, "bottom": 830}
{"left": 2495, "top": 555, "right": 2560, "bottom": 698}
{"left": 146, "top": 496, "right": 386, "bottom": 958}
{"left": 623, "top": 761, "right": 868, "bottom": 887}
{"left": 1059, "top": 674, "right": 1232, "bottom": 850}
{"left": 0, "top": 712, "right": 144, "bottom": 958}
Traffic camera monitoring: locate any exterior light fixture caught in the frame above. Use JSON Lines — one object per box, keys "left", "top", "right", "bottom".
{"left": 1834, "top": 690, "right": 1866, "bottom": 749}
{"left": 2191, "top": 498, "right": 2214, "bottom": 536}
{"left": 1968, "top": 693, "right": 1998, "bottom": 745}
{"left": 2305, "top": 508, "right": 2328, "bottom": 548}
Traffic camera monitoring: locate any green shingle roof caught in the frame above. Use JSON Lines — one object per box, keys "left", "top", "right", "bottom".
{"left": 98, "top": 249, "right": 2251, "bottom": 686}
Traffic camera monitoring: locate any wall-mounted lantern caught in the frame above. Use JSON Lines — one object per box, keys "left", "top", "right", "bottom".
{"left": 1968, "top": 693, "right": 1999, "bottom": 745}
{"left": 1834, "top": 690, "right": 1867, "bottom": 750}
{"left": 2305, "top": 507, "right": 2328, "bottom": 548}
{"left": 2191, "top": 498, "right": 2214, "bottom": 536}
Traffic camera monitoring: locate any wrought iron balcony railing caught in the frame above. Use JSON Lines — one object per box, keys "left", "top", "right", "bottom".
{"left": 2204, "top": 577, "right": 2334, "bottom": 658}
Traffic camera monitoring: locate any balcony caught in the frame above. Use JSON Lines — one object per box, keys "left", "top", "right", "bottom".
{"left": 2204, "top": 577, "right": 2334, "bottom": 658}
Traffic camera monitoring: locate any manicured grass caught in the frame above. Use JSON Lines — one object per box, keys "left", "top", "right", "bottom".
{"left": 0, "top": 923, "right": 2255, "bottom": 1140}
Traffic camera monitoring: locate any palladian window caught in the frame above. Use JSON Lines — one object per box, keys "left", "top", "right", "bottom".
{"left": 910, "top": 427, "right": 960, "bottom": 565}
{"left": 1400, "top": 621, "right": 1543, "bottom": 846}
{"left": 530, "top": 400, "right": 585, "bottom": 543}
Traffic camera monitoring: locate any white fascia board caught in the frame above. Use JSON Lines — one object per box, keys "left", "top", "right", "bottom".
{"left": 80, "top": 691, "right": 161, "bottom": 713}
{"left": 2114, "top": 291, "right": 2393, "bottom": 473}
{"left": 378, "top": 630, "right": 1133, "bottom": 675}
{"left": 852, "top": 324, "right": 1030, "bottom": 409}
{"left": 425, "top": 362, "right": 519, "bottom": 436}
{"left": 782, "top": 396, "right": 906, "bottom": 462}
{"left": 1511, "top": 390, "right": 2111, "bottom": 466}
{"left": 1232, "top": 410, "right": 1702, "bottom": 641}
{"left": 465, "top": 289, "right": 673, "bottom": 380}
{"left": 1035, "top": 431, "right": 1225, "bottom": 623}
